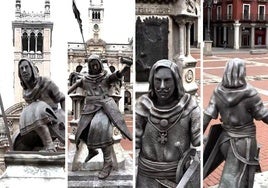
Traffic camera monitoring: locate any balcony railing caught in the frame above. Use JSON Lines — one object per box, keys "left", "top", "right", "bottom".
{"left": 241, "top": 13, "right": 268, "bottom": 21}
{"left": 206, "top": 13, "right": 268, "bottom": 22}
{"left": 22, "top": 51, "right": 43, "bottom": 59}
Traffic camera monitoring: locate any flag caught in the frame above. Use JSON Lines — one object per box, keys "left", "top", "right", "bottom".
{"left": 72, "top": 0, "right": 83, "bottom": 33}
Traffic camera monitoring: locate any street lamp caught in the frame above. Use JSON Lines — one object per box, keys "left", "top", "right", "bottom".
{"left": 204, "top": 0, "right": 217, "bottom": 55}
{"left": 205, "top": 0, "right": 217, "bottom": 41}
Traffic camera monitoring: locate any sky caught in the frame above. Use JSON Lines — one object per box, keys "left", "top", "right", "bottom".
{"left": 0, "top": 0, "right": 135, "bottom": 108}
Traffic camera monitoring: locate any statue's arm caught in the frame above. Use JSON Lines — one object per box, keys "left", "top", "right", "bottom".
{"left": 68, "top": 79, "right": 82, "bottom": 94}
{"left": 106, "top": 57, "right": 132, "bottom": 84}
{"left": 203, "top": 94, "right": 218, "bottom": 133}
{"left": 249, "top": 94, "right": 268, "bottom": 124}
{"left": 106, "top": 72, "right": 122, "bottom": 84}
{"left": 190, "top": 106, "right": 201, "bottom": 147}
{"left": 136, "top": 113, "right": 147, "bottom": 150}
{"left": 203, "top": 113, "right": 212, "bottom": 133}
{"left": 48, "top": 80, "right": 65, "bottom": 111}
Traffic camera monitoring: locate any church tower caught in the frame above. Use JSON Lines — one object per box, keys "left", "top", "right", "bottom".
{"left": 88, "top": 0, "right": 104, "bottom": 41}
{"left": 12, "top": 0, "right": 53, "bottom": 103}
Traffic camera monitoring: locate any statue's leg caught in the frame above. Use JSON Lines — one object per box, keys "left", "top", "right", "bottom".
{"left": 35, "top": 124, "right": 56, "bottom": 152}
{"left": 98, "top": 145, "right": 113, "bottom": 179}
{"left": 219, "top": 139, "right": 248, "bottom": 188}
{"left": 85, "top": 147, "right": 99, "bottom": 163}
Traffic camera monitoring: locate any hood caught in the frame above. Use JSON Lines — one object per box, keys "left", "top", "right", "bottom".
{"left": 215, "top": 84, "right": 257, "bottom": 107}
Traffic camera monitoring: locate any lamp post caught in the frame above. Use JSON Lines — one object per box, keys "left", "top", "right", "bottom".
{"left": 204, "top": 0, "right": 217, "bottom": 55}
{"left": 206, "top": 0, "right": 212, "bottom": 41}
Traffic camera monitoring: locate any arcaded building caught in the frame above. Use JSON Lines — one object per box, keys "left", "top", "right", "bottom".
{"left": 204, "top": 0, "right": 268, "bottom": 49}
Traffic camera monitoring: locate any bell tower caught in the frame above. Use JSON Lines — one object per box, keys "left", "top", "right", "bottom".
{"left": 88, "top": 0, "right": 104, "bottom": 41}
{"left": 12, "top": 0, "right": 53, "bottom": 103}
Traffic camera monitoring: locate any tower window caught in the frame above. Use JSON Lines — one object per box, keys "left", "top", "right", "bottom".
{"left": 22, "top": 32, "right": 28, "bottom": 51}
{"left": 37, "top": 33, "right": 43, "bottom": 52}
{"left": 30, "top": 32, "right": 35, "bottom": 52}
{"left": 21, "top": 30, "right": 44, "bottom": 54}
{"left": 92, "top": 10, "right": 100, "bottom": 20}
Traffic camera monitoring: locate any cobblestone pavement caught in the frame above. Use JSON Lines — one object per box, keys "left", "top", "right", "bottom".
{"left": 202, "top": 48, "right": 268, "bottom": 187}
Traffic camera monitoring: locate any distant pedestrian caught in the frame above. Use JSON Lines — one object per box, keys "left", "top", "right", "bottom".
{"left": 223, "top": 41, "right": 227, "bottom": 49}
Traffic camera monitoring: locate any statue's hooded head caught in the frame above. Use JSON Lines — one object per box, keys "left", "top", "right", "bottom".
{"left": 18, "top": 58, "right": 39, "bottom": 89}
{"left": 222, "top": 58, "right": 246, "bottom": 88}
{"left": 87, "top": 54, "right": 104, "bottom": 75}
{"left": 148, "top": 59, "right": 185, "bottom": 102}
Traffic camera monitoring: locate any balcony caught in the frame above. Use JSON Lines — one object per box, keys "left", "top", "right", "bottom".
{"left": 225, "top": 14, "right": 232, "bottom": 20}
{"left": 22, "top": 51, "right": 43, "bottom": 59}
{"left": 210, "top": 14, "right": 233, "bottom": 22}
{"left": 258, "top": 14, "right": 266, "bottom": 21}
{"left": 241, "top": 13, "right": 268, "bottom": 22}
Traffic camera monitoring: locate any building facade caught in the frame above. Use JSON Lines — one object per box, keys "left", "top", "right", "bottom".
{"left": 3, "top": 0, "right": 54, "bottom": 148}
{"left": 204, "top": 0, "right": 268, "bottom": 49}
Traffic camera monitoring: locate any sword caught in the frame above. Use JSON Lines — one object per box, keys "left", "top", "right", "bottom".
{"left": 156, "top": 179, "right": 177, "bottom": 188}
{"left": 0, "top": 94, "right": 12, "bottom": 151}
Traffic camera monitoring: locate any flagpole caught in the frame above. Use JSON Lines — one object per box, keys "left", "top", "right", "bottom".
{"left": 72, "top": 0, "right": 89, "bottom": 58}
{"left": 80, "top": 28, "right": 88, "bottom": 58}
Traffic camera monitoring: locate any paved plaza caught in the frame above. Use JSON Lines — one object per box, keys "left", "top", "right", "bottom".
{"left": 201, "top": 48, "right": 268, "bottom": 187}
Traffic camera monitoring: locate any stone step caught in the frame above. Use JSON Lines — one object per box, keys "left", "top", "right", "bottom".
{"left": 68, "top": 169, "right": 133, "bottom": 188}
{"left": 68, "top": 169, "right": 133, "bottom": 181}
{"left": 68, "top": 180, "right": 133, "bottom": 188}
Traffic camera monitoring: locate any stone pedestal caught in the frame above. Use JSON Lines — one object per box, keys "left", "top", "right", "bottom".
{"left": 68, "top": 141, "right": 133, "bottom": 188}
{"left": 204, "top": 40, "right": 213, "bottom": 56}
{"left": 0, "top": 151, "right": 65, "bottom": 188}
{"left": 68, "top": 154, "right": 133, "bottom": 188}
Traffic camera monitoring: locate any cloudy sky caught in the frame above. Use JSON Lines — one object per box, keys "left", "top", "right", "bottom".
{"left": 0, "top": 0, "right": 135, "bottom": 108}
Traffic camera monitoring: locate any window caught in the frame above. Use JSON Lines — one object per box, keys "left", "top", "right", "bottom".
{"left": 22, "top": 32, "right": 28, "bottom": 51}
{"left": 258, "top": 5, "right": 265, "bottom": 21}
{"left": 243, "top": 4, "right": 250, "bottom": 20}
{"left": 123, "top": 66, "right": 130, "bottom": 82}
{"left": 217, "top": 6, "right": 221, "bottom": 20}
{"left": 37, "top": 33, "right": 43, "bottom": 52}
{"left": 92, "top": 10, "right": 100, "bottom": 20}
{"left": 227, "top": 4, "right": 232, "bottom": 20}
{"left": 29, "top": 32, "right": 35, "bottom": 52}
{"left": 124, "top": 90, "right": 131, "bottom": 105}
{"left": 21, "top": 30, "right": 43, "bottom": 54}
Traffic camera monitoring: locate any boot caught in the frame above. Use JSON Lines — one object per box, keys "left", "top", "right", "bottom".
{"left": 85, "top": 148, "right": 99, "bottom": 163}
{"left": 98, "top": 146, "right": 113, "bottom": 179}
{"left": 35, "top": 125, "right": 56, "bottom": 152}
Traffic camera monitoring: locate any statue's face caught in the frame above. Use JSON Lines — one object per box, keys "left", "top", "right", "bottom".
{"left": 154, "top": 67, "right": 175, "bottom": 101}
{"left": 88, "top": 59, "right": 102, "bottom": 75}
{"left": 19, "top": 60, "right": 32, "bottom": 82}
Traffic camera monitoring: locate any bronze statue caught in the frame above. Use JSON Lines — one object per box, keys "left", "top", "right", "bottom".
{"left": 17, "top": 58, "right": 65, "bottom": 152}
{"left": 136, "top": 59, "right": 200, "bottom": 187}
{"left": 203, "top": 58, "right": 268, "bottom": 187}
{"left": 68, "top": 54, "right": 132, "bottom": 179}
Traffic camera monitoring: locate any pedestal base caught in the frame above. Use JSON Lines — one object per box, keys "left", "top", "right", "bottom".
{"left": 68, "top": 141, "right": 133, "bottom": 187}
{"left": 0, "top": 151, "right": 65, "bottom": 188}
{"left": 68, "top": 155, "right": 133, "bottom": 188}
{"left": 204, "top": 41, "right": 213, "bottom": 56}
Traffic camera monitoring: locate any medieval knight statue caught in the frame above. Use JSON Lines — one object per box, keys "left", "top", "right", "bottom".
{"left": 136, "top": 59, "right": 200, "bottom": 187}
{"left": 68, "top": 54, "right": 132, "bottom": 179}
{"left": 203, "top": 58, "right": 268, "bottom": 187}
